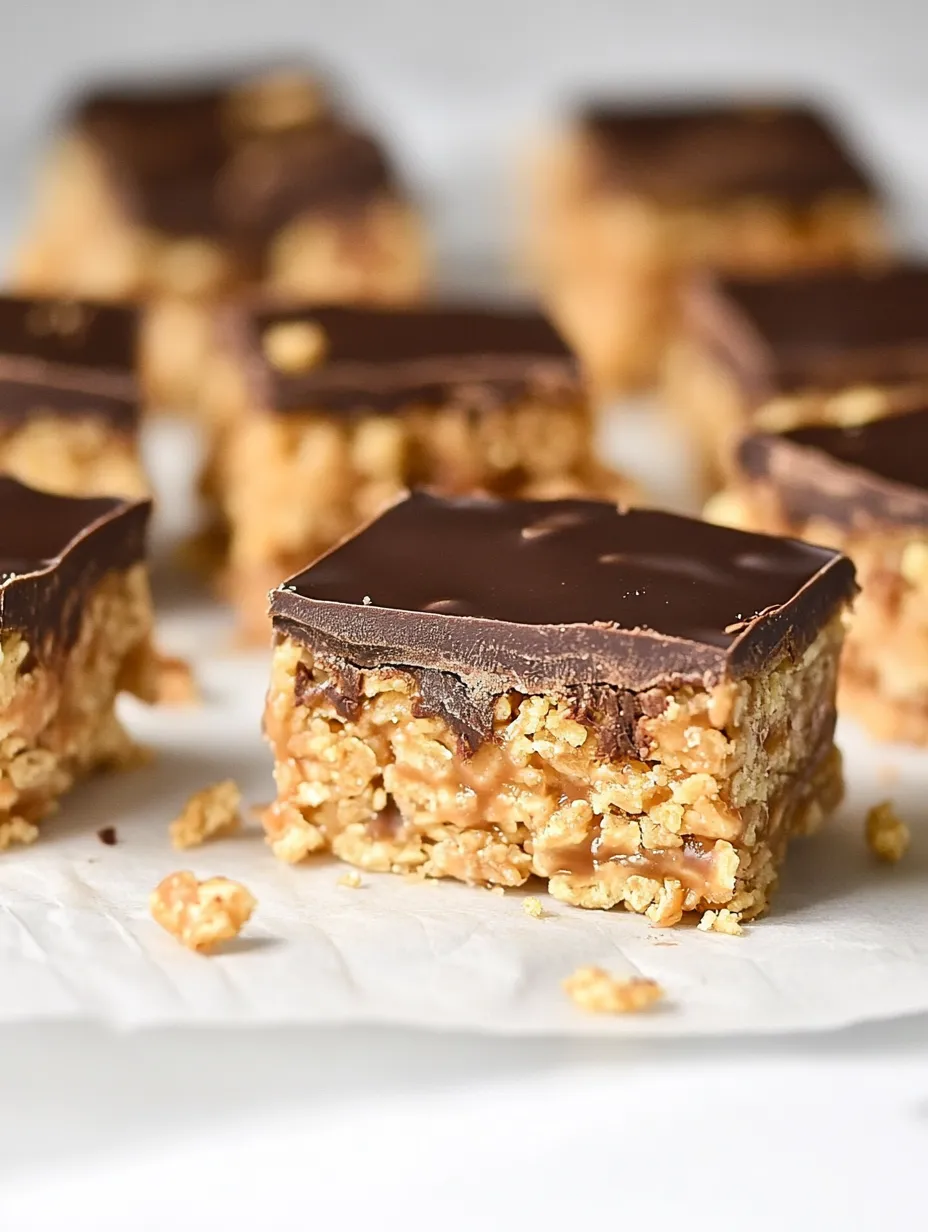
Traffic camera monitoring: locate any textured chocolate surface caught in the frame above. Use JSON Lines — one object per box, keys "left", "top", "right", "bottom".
{"left": 237, "top": 304, "right": 580, "bottom": 413}
{"left": 74, "top": 69, "right": 397, "bottom": 241}
{"left": 580, "top": 102, "right": 875, "bottom": 205}
{"left": 271, "top": 493, "right": 855, "bottom": 749}
{"left": 0, "top": 477, "right": 150, "bottom": 651}
{"left": 0, "top": 295, "right": 138, "bottom": 426}
{"left": 686, "top": 266, "right": 928, "bottom": 402}
{"left": 739, "top": 405, "right": 928, "bottom": 529}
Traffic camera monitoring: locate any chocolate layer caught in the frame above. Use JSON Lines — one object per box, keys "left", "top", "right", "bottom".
{"left": 739, "top": 405, "right": 928, "bottom": 529}
{"left": 236, "top": 304, "right": 580, "bottom": 413}
{"left": 580, "top": 102, "right": 875, "bottom": 205}
{"left": 0, "top": 477, "right": 150, "bottom": 652}
{"left": 73, "top": 67, "right": 398, "bottom": 243}
{"left": 686, "top": 266, "right": 928, "bottom": 402}
{"left": 271, "top": 493, "right": 855, "bottom": 748}
{"left": 0, "top": 295, "right": 139, "bottom": 427}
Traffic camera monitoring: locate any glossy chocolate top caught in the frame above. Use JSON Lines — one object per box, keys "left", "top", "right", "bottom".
{"left": 0, "top": 295, "right": 139, "bottom": 426}
{"left": 740, "top": 405, "right": 928, "bottom": 529}
{"left": 74, "top": 67, "right": 398, "bottom": 240}
{"left": 0, "top": 477, "right": 150, "bottom": 652}
{"left": 686, "top": 266, "right": 928, "bottom": 401}
{"left": 579, "top": 102, "right": 875, "bottom": 205}
{"left": 271, "top": 493, "right": 855, "bottom": 696}
{"left": 236, "top": 303, "right": 580, "bottom": 413}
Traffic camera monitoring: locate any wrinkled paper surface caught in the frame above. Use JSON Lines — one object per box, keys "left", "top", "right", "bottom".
{"left": 0, "top": 417, "right": 925, "bottom": 1037}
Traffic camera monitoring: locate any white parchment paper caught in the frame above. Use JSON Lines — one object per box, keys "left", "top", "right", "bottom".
{"left": 0, "top": 416, "right": 925, "bottom": 1038}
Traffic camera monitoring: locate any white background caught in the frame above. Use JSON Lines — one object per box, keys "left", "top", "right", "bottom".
{"left": 1, "top": 3, "right": 928, "bottom": 1228}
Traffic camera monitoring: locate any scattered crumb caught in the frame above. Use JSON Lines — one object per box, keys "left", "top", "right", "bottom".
{"left": 486, "top": 884, "right": 505, "bottom": 897}
{"left": 0, "top": 818, "right": 39, "bottom": 852}
{"left": 337, "top": 869, "right": 363, "bottom": 889}
{"left": 563, "top": 966, "right": 664, "bottom": 1015}
{"left": 155, "top": 653, "right": 201, "bottom": 706}
{"left": 262, "top": 320, "right": 327, "bottom": 373}
{"left": 402, "top": 869, "right": 437, "bottom": 885}
{"left": 865, "top": 801, "right": 910, "bottom": 863}
{"left": 698, "top": 908, "right": 743, "bottom": 936}
{"left": 150, "top": 871, "right": 256, "bottom": 953}
{"left": 170, "top": 780, "right": 242, "bottom": 851}
{"left": 523, "top": 896, "right": 545, "bottom": 919}
{"left": 97, "top": 826, "right": 118, "bottom": 847}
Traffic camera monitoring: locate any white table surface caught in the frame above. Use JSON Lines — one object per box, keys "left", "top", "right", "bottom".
{"left": 2, "top": 4, "right": 928, "bottom": 1227}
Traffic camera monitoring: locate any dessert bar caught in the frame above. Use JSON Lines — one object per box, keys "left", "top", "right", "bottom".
{"left": 529, "top": 102, "right": 886, "bottom": 392}
{"left": 14, "top": 66, "right": 428, "bottom": 410}
{"left": 0, "top": 478, "right": 156, "bottom": 846}
{"left": 263, "top": 492, "right": 856, "bottom": 924}
{"left": 668, "top": 264, "right": 928, "bottom": 479}
{"left": 205, "top": 302, "right": 631, "bottom": 638}
{"left": 714, "top": 405, "right": 928, "bottom": 744}
{"left": 0, "top": 294, "right": 145, "bottom": 497}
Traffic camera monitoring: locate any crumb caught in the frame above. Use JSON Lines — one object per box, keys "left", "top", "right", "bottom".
{"left": 402, "top": 869, "right": 436, "bottom": 885}
{"left": 697, "top": 908, "right": 743, "bottom": 936}
{"left": 155, "top": 653, "right": 201, "bottom": 706}
{"left": 150, "top": 871, "right": 256, "bottom": 953}
{"left": 486, "top": 884, "right": 505, "bottom": 897}
{"left": 563, "top": 966, "right": 664, "bottom": 1015}
{"left": 97, "top": 826, "right": 118, "bottom": 846}
{"left": 170, "top": 780, "right": 242, "bottom": 851}
{"left": 337, "top": 869, "right": 363, "bottom": 889}
{"left": 523, "top": 896, "right": 545, "bottom": 919}
{"left": 262, "top": 320, "right": 327, "bottom": 372}
{"left": 865, "top": 801, "right": 910, "bottom": 863}
{"left": 0, "top": 817, "right": 39, "bottom": 852}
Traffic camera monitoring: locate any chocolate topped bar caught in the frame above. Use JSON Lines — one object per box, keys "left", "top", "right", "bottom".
{"left": 271, "top": 493, "right": 856, "bottom": 743}
{"left": 0, "top": 477, "right": 150, "bottom": 649}
{"left": 740, "top": 404, "right": 928, "bottom": 528}
{"left": 579, "top": 102, "right": 875, "bottom": 205}
{"left": 686, "top": 266, "right": 928, "bottom": 402}
{"left": 0, "top": 295, "right": 138, "bottom": 425}
{"left": 239, "top": 304, "right": 580, "bottom": 413}
{"left": 72, "top": 68, "right": 397, "bottom": 241}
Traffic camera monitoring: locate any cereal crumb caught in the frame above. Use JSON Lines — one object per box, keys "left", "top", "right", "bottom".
{"left": 337, "top": 869, "right": 363, "bottom": 889}
{"left": 865, "top": 801, "right": 910, "bottom": 863}
{"left": 262, "top": 320, "right": 327, "bottom": 373}
{"left": 563, "top": 966, "right": 664, "bottom": 1015}
{"left": 523, "top": 896, "right": 545, "bottom": 919}
{"left": 0, "top": 817, "right": 39, "bottom": 852}
{"left": 486, "top": 884, "right": 506, "bottom": 897}
{"left": 698, "top": 908, "right": 743, "bottom": 936}
{"left": 97, "top": 826, "right": 118, "bottom": 846}
{"left": 155, "top": 654, "right": 200, "bottom": 706}
{"left": 170, "top": 780, "right": 242, "bottom": 850}
{"left": 150, "top": 871, "right": 256, "bottom": 953}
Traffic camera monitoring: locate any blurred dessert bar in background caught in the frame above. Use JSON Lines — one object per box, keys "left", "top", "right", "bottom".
{"left": 528, "top": 102, "right": 887, "bottom": 393}
{"left": 13, "top": 64, "right": 429, "bottom": 412}
{"left": 262, "top": 492, "right": 856, "bottom": 924}
{"left": 203, "top": 302, "right": 632, "bottom": 638}
{"left": 668, "top": 264, "right": 928, "bottom": 480}
{"left": 711, "top": 405, "right": 928, "bottom": 745}
{"left": 0, "top": 480, "right": 156, "bottom": 849}
{"left": 0, "top": 294, "right": 146, "bottom": 498}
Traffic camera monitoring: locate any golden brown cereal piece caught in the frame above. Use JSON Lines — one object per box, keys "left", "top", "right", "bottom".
{"left": 226, "top": 70, "right": 324, "bottom": 133}
{"left": 0, "top": 818, "right": 39, "bottom": 852}
{"left": 169, "top": 780, "right": 242, "bottom": 851}
{"left": 865, "top": 801, "right": 910, "bottom": 863}
{"left": 262, "top": 320, "right": 328, "bottom": 373}
{"left": 150, "top": 871, "right": 256, "bottom": 952}
{"left": 523, "top": 896, "right": 545, "bottom": 918}
{"left": 563, "top": 966, "right": 664, "bottom": 1015}
{"left": 155, "top": 653, "right": 201, "bottom": 706}
{"left": 697, "top": 908, "right": 744, "bottom": 935}
{"left": 337, "top": 869, "right": 363, "bottom": 889}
